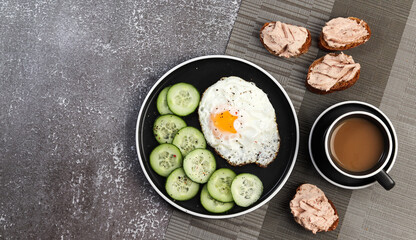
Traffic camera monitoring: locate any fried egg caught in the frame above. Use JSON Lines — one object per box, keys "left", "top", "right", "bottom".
{"left": 198, "top": 76, "right": 280, "bottom": 167}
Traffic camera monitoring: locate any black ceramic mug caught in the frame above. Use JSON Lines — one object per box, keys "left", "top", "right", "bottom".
{"left": 324, "top": 111, "right": 395, "bottom": 190}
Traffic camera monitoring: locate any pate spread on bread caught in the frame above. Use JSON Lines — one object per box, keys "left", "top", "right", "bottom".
{"left": 306, "top": 52, "right": 360, "bottom": 94}
{"left": 260, "top": 21, "right": 311, "bottom": 58}
{"left": 290, "top": 184, "right": 339, "bottom": 234}
{"left": 320, "top": 17, "right": 371, "bottom": 51}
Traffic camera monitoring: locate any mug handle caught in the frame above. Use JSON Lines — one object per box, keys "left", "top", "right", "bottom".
{"left": 374, "top": 170, "right": 395, "bottom": 190}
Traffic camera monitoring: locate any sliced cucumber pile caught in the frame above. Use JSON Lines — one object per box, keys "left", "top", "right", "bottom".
{"left": 149, "top": 82, "right": 264, "bottom": 210}
{"left": 172, "top": 127, "right": 206, "bottom": 156}
{"left": 153, "top": 114, "right": 187, "bottom": 144}
{"left": 183, "top": 149, "right": 216, "bottom": 184}
{"left": 231, "top": 173, "right": 263, "bottom": 207}
{"left": 200, "top": 185, "right": 234, "bottom": 213}
{"left": 149, "top": 144, "right": 182, "bottom": 177}
{"left": 165, "top": 168, "right": 200, "bottom": 201}
{"left": 157, "top": 86, "right": 173, "bottom": 115}
{"left": 207, "top": 168, "right": 236, "bottom": 202}
{"left": 167, "top": 83, "right": 200, "bottom": 116}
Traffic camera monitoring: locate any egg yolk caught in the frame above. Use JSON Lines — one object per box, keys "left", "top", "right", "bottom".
{"left": 211, "top": 110, "right": 238, "bottom": 134}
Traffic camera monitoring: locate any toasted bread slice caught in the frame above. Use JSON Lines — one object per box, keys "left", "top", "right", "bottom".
{"left": 295, "top": 186, "right": 339, "bottom": 232}
{"left": 260, "top": 22, "right": 311, "bottom": 58}
{"left": 327, "top": 199, "right": 339, "bottom": 232}
{"left": 306, "top": 53, "right": 360, "bottom": 94}
{"left": 292, "top": 184, "right": 339, "bottom": 233}
{"left": 319, "top": 17, "right": 371, "bottom": 51}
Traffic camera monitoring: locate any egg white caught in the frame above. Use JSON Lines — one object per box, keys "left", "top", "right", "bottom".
{"left": 198, "top": 76, "right": 280, "bottom": 167}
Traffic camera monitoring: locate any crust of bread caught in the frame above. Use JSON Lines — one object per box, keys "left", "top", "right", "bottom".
{"left": 319, "top": 17, "right": 371, "bottom": 51}
{"left": 260, "top": 22, "right": 311, "bottom": 58}
{"left": 327, "top": 199, "right": 339, "bottom": 231}
{"left": 294, "top": 185, "right": 339, "bottom": 233}
{"left": 305, "top": 53, "right": 360, "bottom": 94}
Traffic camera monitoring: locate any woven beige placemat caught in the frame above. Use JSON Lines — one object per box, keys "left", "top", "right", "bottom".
{"left": 165, "top": 0, "right": 416, "bottom": 239}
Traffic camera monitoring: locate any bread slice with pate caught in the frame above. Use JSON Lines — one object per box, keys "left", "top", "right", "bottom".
{"left": 306, "top": 52, "right": 360, "bottom": 94}
{"left": 319, "top": 17, "right": 371, "bottom": 51}
{"left": 290, "top": 184, "right": 339, "bottom": 234}
{"left": 260, "top": 21, "right": 311, "bottom": 58}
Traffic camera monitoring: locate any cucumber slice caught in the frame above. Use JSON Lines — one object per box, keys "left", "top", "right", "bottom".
{"left": 183, "top": 149, "right": 216, "bottom": 184}
{"left": 167, "top": 83, "right": 200, "bottom": 116}
{"left": 153, "top": 115, "right": 187, "bottom": 144}
{"left": 165, "top": 168, "right": 200, "bottom": 201}
{"left": 172, "top": 127, "right": 206, "bottom": 156}
{"left": 157, "top": 86, "right": 173, "bottom": 115}
{"left": 231, "top": 173, "right": 263, "bottom": 207}
{"left": 200, "top": 185, "right": 234, "bottom": 213}
{"left": 207, "top": 168, "right": 236, "bottom": 202}
{"left": 149, "top": 144, "right": 182, "bottom": 177}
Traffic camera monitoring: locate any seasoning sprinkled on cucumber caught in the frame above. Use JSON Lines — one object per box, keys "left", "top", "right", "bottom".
{"left": 172, "top": 126, "right": 206, "bottom": 156}
{"left": 165, "top": 168, "right": 199, "bottom": 201}
{"left": 231, "top": 173, "right": 263, "bottom": 207}
{"left": 153, "top": 115, "right": 187, "bottom": 144}
{"left": 183, "top": 149, "right": 216, "bottom": 184}
{"left": 150, "top": 144, "right": 182, "bottom": 177}
{"left": 207, "top": 168, "right": 236, "bottom": 202}
{"left": 167, "top": 83, "right": 200, "bottom": 116}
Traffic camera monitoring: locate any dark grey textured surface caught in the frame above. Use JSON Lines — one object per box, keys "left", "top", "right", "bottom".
{"left": 0, "top": 0, "right": 240, "bottom": 239}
